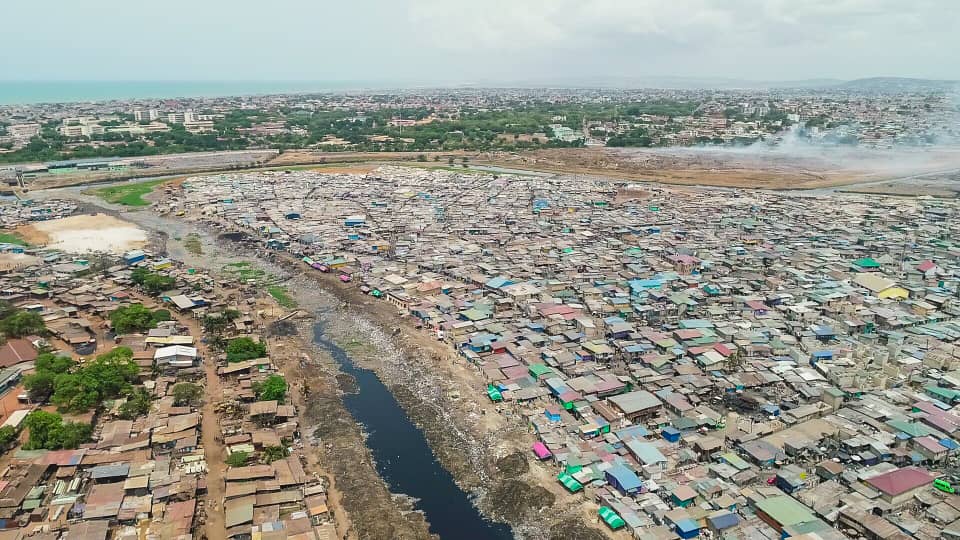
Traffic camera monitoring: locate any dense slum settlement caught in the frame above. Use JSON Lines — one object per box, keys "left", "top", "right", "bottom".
{"left": 165, "top": 165, "right": 960, "bottom": 538}
{"left": 0, "top": 197, "right": 335, "bottom": 540}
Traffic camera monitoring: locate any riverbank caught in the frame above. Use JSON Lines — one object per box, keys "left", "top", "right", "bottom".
{"left": 258, "top": 252, "right": 611, "bottom": 540}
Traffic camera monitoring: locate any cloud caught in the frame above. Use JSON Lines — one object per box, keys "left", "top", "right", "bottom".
{"left": 403, "top": 0, "right": 960, "bottom": 80}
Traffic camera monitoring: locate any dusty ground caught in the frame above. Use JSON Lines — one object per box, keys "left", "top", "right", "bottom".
{"left": 16, "top": 213, "right": 147, "bottom": 253}
{"left": 266, "top": 150, "right": 469, "bottom": 167}
{"left": 477, "top": 147, "right": 960, "bottom": 192}
{"left": 0, "top": 252, "right": 39, "bottom": 272}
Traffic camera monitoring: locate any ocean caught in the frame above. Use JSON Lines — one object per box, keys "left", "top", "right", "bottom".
{"left": 0, "top": 80, "right": 391, "bottom": 105}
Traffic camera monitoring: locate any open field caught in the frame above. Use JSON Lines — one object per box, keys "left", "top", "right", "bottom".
{"left": 20, "top": 145, "right": 960, "bottom": 197}
{"left": 16, "top": 213, "right": 147, "bottom": 253}
{"left": 478, "top": 146, "right": 960, "bottom": 192}
{"left": 86, "top": 178, "right": 169, "bottom": 206}
{"left": 0, "top": 232, "right": 28, "bottom": 245}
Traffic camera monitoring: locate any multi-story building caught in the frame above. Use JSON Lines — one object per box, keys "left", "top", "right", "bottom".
{"left": 166, "top": 111, "right": 197, "bottom": 124}
{"left": 133, "top": 109, "right": 159, "bottom": 122}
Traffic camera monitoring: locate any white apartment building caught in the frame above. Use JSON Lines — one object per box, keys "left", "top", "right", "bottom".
{"left": 166, "top": 111, "right": 197, "bottom": 124}
{"left": 133, "top": 109, "right": 160, "bottom": 122}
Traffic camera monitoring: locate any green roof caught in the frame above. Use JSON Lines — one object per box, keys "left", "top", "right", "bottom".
{"left": 926, "top": 386, "right": 960, "bottom": 401}
{"left": 754, "top": 495, "right": 816, "bottom": 527}
{"left": 598, "top": 506, "right": 625, "bottom": 529}
{"left": 487, "top": 384, "right": 503, "bottom": 402}
{"left": 557, "top": 472, "right": 583, "bottom": 492}
{"left": 852, "top": 257, "right": 880, "bottom": 268}
{"left": 885, "top": 419, "right": 934, "bottom": 437}
{"left": 529, "top": 364, "right": 554, "bottom": 378}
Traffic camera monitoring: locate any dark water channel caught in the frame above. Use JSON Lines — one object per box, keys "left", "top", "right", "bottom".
{"left": 313, "top": 322, "right": 514, "bottom": 540}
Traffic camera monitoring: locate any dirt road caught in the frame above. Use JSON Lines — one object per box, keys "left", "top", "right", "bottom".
{"left": 138, "top": 294, "right": 226, "bottom": 540}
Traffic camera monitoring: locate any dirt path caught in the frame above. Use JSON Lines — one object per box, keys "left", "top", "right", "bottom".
{"left": 268, "top": 334, "right": 357, "bottom": 540}
{"left": 137, "top": 294, "right": 226, "bottom": 540}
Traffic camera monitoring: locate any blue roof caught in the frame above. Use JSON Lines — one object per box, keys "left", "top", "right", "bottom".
{"left": 812, "top": 351, "right": 833, "bottom": 358}
{"left": 629, "top": 278, "right": 664, "bottom": 291}
{"left": 606, "top": 464, "right": 642, "bottom": 491}
{"left": 485, "top": 276, "right": 513, "bottom": 289}
{"left": 626, "top": 440, "right": 668, "bottom": 465}
{"left": 708, "top": 512, "right": 739, "bottom": 529}
{"left": 814, "top": 326, "right": 835, "bottom": 336}
{"left": 614, "top": 425, "right": 650, "bottom": 440}
{"left": 676, "top": 519, "right": 699, "bottom": 533}
{"left": 940, "top": 438, "right": 960, "bottom": 450}
{"left": 679, "top": 319, "right": 714, "bottom": 329}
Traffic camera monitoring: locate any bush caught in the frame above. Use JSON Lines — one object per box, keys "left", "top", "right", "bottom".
{"left": 254, "top": 375, "right": 287, "bottom": 403}
{"left": 262, "top": 445, "right": 290, "bottom": 463}
{"left": 172, "top": 382, "right": 202, "bottom": 406}
{"left": 226, "top": 451, "right": 249, "bottom": 467}
{"left": 226, "top": 337, "right": 267, "bottom": 363}
{"left": 118, "top": 388, "right": 152, "bottom": 419}
{"left": 0, "top": 425, "right": 18, "bottom": 447}
{"left": 131, "top": 268, "right": 176, "bottom": 295}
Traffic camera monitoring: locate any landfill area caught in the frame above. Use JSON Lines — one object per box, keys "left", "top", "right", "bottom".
{"left": 152, "top": 163, "right": 960, "bottom": 539}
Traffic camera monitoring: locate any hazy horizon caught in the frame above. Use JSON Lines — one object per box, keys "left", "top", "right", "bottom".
{"left": 3, "top": 1, "right": 959, "bottom": 83}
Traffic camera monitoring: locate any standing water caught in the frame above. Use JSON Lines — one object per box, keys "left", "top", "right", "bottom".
{"left": 313, "top": 322, "right": 514, "bottom": 540}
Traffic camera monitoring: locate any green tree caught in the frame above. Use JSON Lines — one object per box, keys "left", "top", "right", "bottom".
{"left": 23, "top": 411, "right": 61, "bottom": 450}
{"left": 262, "top": 445, "right": 290, "bottom": 463}
{"left": 23, "top": 411, "right": 92, "bottom": 450}
{"left": 226, "top": 451, "right": 249, "bottom": 467}
{"left": 142, "top": 274, "right": 176, "bottom": 295}
{"left": 52, "top": 422, "right": 93, "bottom": 449}
{"left": 52, "top": 373, "right": 99, "bottom": 412}
{"left": 254, "top": 375, "right": 287, "bottom": 403}
{"left": 110, "top": 304, "right": 159, "bottom": 334}
{"left": 23, "top": 371, "right": 56, "bottom": 402}
{"left": 172, "top": 382, "right": 202, "bottom": 406}
{"left": 35, "top": 352, "right": 75, "bottom": 374}
{"left": 0, "top": 425, "right": 17, "bottom": 447}
{"left": 118, "top": 388, "right": 152, "bottom": 419}
{"left": 0, "top": 311, "right": 46, "bottom": 338}
{"left": 226, "top": 337, "right": 267, "bottom": 363}
{"left": 51, "top": 347, "right": 138, "bottom": 412}
{"left": 131, "top": 267, "right": 150, "bottom": 285}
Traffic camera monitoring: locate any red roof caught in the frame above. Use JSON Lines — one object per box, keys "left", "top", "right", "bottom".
{"left": 714, "top": 344, "right": 734, "bottom": 357}
{"left": 0, "top": 339, "right": 38, "bottom": 368}
{"left": 917, "top": 260, "right": 937, "bottom": 272}
{"left": 865, "top": 467, "right": 934, "bottom": 496}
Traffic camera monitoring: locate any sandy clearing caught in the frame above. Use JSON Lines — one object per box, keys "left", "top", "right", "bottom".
{"left": 22, "top": 213, "right": 147, "bottom": 254}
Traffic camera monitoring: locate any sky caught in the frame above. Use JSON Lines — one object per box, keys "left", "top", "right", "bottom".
{"left": 2, "top": 0, "right": 959, "bottom": 84}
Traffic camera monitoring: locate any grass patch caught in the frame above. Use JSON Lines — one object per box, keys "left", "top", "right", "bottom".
{"left": 223, "top": 261, "right": 281, "bottom": 285}
{"left": 267, "top": 286, "right": 297, "bottom": 309}
{"left": 0, "top": 232, "right": 27, "bottom": 246}
{"left": 87, "top": 179, "right": 168, "bottom": 206}
{"left": 184, "top": 233, "right": 202, "bottom": 255}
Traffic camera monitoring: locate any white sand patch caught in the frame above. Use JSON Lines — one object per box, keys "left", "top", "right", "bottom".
{"left": 29, "top": 214, "right": 148, "bottom": 254}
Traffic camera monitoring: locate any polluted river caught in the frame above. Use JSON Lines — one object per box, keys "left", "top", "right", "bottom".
{"left": 313, "top": 313, "right": 514, "bottom": 540}
{"left": 32, "top": 181, "right": 517, "bottom": 539}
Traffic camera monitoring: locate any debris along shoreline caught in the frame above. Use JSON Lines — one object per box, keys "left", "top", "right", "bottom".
{"left": 263, "top": 255, "right": 606, "bottom": 540}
